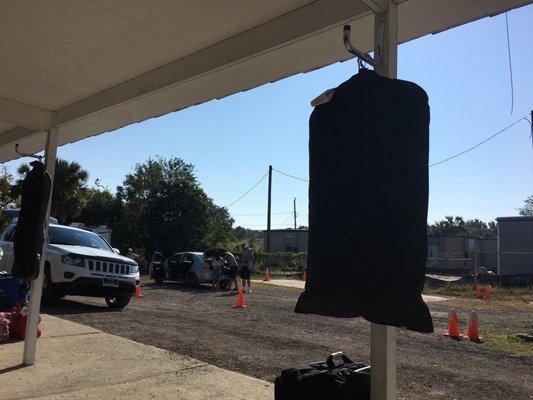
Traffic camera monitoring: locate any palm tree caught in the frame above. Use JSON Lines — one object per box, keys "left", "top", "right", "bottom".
{"left": 13, "top": 159, "right": 89, "bottom": 224}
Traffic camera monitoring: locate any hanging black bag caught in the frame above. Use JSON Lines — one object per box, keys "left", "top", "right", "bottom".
{"left": 12, "top": 161, "right": 51, "bottom": 281}
{"left": 295, "top": 69, "right": 433, "bottom": 333}
{"left": 274, "top": 352, "right": 370, "bottom": 400}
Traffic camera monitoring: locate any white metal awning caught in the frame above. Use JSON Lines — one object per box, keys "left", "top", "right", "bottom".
{"left": 0, "top": 0, "right": 530, "bottom": 163}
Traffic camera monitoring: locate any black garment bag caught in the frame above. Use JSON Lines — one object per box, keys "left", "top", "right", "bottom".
{"left": 295, "top": 69, "right": 433, "bottom": 333}
{"left": 12, "top": 161, "right": 51, "bottom": 281}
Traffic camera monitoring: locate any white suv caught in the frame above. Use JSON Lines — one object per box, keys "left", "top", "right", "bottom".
{"left": 0, "top": 223, "right": 140, "bottom": 309}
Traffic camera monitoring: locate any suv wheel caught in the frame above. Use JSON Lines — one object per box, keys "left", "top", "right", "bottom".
{"left": 105, "top": 296, "right": 131, "bottom": 309}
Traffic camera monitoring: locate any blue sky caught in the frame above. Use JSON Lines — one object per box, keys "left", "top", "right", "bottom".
{"left": 5, "top": 5, "right": 533, "bottom": 229}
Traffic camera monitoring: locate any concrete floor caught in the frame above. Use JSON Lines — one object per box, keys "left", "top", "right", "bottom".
{"left": 252, "top": 279, "right": 450, "bottom": 303}
{"left": 0, "top": 315, "right": 273, "bottom": 400}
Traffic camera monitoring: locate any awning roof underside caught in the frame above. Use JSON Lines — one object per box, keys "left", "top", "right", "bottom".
{"left": 0, "top": 0, "right": 530, "bottom": 163}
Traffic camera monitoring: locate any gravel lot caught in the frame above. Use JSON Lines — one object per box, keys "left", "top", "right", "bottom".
{"left": 43, "top": 282, "right": 532, "bottom": 399}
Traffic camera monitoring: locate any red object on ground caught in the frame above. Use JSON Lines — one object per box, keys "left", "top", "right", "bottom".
{"left": 301, "top": 270, "right": 307, "bottom": 281}
{"left": 483, "top": 285, "right": 492, "bottom": 300}
{"left": 443, "top": 311, "right": 462, "bottom": 339}
{"left": 474, "top": 285, "right": 481, "bottom": 297}
{"left": 8, "top": 309, "right": 41, "bottom": 340}
{"left": 263, "top": 270, "right": 271, "bottom": 282}
{"left": 134, "top": 283, "right": 143, "bottom": 298}
{"left": 0, "top": 313, "right": 9, "bottom": 343}
{"left": 233, "top": 288, "right": 247, "bottom": 308}
{"left": 464, "top": 312, "right": 482, "bottom": 342}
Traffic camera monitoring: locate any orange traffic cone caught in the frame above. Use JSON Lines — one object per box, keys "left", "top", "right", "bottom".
{"left": 483, "top": 285, "right": 492, "bottom": 300}
{"left": 134, "top": 282, "right": 143, "bottom": 298}
{"left": 263, "top": 269, "right": 271, "bottom": 281}
{"left": 301, "top": 270, "right": 307, "bottom": 281}
{"left": 233, "top": 288, "right": 247, "bottom": 308}
{"left": 464, "top": 312, "right": 482, "bottom": 342}
{"left": 474, "top": 285, "right": 481, "bottom": 297}
{"left": 443, "top": 310, "right": 462, "bottom": 339}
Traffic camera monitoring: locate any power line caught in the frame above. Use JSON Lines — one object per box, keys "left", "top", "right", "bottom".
{"left": 273, "top": 168, "right": 309, "bottom": 182}
{"left": 429, "top": 117, "right": 528, "bottom": 168}
{"left": 206, "top": 187, "right": 304, "bottom": 199}
{"left": 505, "top": 12, "right": 514, "bottom": 115}
{"left": 226, "top": 172, "right": 268, "bottom": 208}
{"left": 279, "top": 214, "right": 294, "bottom": 227}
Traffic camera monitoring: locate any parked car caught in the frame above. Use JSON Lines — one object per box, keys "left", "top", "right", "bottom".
{"left": 0, "top": 223, "right": 140, "bottom": 309}
{"left": 1, "top": 208, "right": 58, "bottom": 225}
{"left": 150, "top": 251, "right": 220, "bottom": 288}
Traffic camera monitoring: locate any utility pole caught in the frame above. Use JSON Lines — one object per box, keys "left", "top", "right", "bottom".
{"left": 530, "top": 110, "right": 533, "bottom": 148}
{"left": 266, "top": 165, "right": 273, "bottom": 255}
{"left": 293, "top": 197, "right": 297, "bottom": 229}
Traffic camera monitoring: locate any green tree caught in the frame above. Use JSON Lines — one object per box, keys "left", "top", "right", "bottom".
{"left": 428, "top": 216, "right": 496, "bottom": 237}
{"left": 0, "top": 167, "right": 16, "bottom": 209}
{"left": 464, "top": 219, "right": 497, "bottom": 238}
{"left": 428, "top": 216, "right": 466, "bottom": 236}
{"left": 0, "top": 167, "right": 17, "bottom": 230}
{"left": 203, "top": 205, "right": 235, "bottom": 248}
{"left": 112, "top": 157, "right": 234, "bottom": 258}
{"left": 518, "top": 195, "right": 533, "bottom": 216}
{"left": 233, "top": 226, "right": 262, "bottom": 241}
{"left": 13, "top": 159, "right": 89, "bottom": 224}
{"left": 77, "top": 188, "right": 122, "bottom": 227}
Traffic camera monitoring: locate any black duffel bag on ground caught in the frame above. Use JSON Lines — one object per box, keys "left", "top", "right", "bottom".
{"left": 275, "top": 352, "right": 370, "bottom": 400}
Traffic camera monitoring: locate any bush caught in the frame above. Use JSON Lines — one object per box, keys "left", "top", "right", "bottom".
{"left": 253, "top": 252, "right": 307, "bottom": 271}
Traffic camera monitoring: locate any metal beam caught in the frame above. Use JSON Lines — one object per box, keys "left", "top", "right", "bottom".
{"left": 371, "top": 2, "right": 398, "bottom": 400}
{"left": 0, "top": 97, "right": 52, "bottom": 131}
{"left": 53, "top": 0, "right": 372, "bottom": 127}
{"left": 361, "top": 0, "right": 387, "bottom": 13}
{"left": 23, "top": 126, "right": 58, "bottom": 366}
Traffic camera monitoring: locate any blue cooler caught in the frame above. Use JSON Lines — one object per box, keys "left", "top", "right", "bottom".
{"left": 0, "top": 275, "right": 26, "bottom": 310}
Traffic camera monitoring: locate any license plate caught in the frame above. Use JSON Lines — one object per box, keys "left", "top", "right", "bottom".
{"left": 102, "top": 276, "right": 119, "bottom": 287}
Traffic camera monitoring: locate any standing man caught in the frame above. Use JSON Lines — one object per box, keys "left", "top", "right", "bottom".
{"left": 240, "top": 243, "right": 254, "bottom": 293}
{"left": 225, "top": 251, "right": 239, "bottom": 291}
{"left": 126, "top": 248, "right": 139, "bottom": 261}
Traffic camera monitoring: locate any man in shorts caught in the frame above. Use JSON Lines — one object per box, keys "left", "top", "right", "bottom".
{"left": 224, "top": 251, "right": 239, "bottom": 291}
{"left": 240, "top": 243, "right": 254, "bottom": 293}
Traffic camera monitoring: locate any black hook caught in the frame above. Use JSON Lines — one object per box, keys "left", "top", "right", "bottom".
{"left": 343, "top": 25, "right": 377, "bottom": 68}
{"left": 15, "top": 144, "right": 43, "bottom": 162}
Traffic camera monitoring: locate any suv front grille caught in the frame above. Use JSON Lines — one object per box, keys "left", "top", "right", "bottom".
{"left": 86, "top": 259, "right": 131, "bottom": 275}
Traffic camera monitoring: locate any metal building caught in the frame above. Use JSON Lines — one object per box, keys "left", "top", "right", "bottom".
{"left": 263, "top": 229, "right": 309, "bottom": 253}
{"left": 497, "top": 216, "right": 533, "bottom": 282}
{"left": 426, "top": 235, "right": 497, "bottom": 274}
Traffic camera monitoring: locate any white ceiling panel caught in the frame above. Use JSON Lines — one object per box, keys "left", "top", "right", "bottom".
{"left": 0, "top": 0, "right": 530, "bottom": 163}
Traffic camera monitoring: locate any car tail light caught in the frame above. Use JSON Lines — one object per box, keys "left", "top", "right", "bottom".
{"left": 203, "top": 262, "right": 210, "bottom": 272}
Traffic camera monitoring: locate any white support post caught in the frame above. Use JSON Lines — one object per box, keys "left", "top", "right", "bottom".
{"left": 370, "top": 324, "right": 397, "bottom": 399}
{"left": 370, "top": 1, "right": 398, "bottom": 400}
{"left": 22, "top": 126, "right": 58, "bottom": 366}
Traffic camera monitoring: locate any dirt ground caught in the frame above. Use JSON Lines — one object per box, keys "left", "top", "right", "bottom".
{"left": 43, "top": 282, "right": 532, "bottom": 400}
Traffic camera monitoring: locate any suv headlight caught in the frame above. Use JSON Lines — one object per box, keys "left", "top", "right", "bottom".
{"left": 62, "top": 255, "right": 84, "bottom": 267}
{"left": 130, "top": 264, "right": 139, "bottom": 274}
